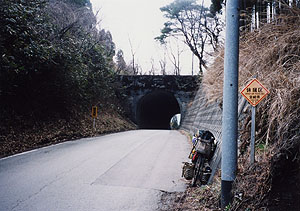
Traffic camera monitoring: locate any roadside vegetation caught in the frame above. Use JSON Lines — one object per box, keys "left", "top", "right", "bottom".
{"left": 0, "top": 0, "right": 136, "bottom": 158}
{"left": 1, "top": 0, "right": 299, "bottom": 209}
{"left": 172, "top": 4, "right": 300, "bottom": 211}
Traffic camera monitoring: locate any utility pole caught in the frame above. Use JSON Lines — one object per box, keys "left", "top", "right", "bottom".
{"left": 221, "top": 0, "right": 240, "bottom": 209}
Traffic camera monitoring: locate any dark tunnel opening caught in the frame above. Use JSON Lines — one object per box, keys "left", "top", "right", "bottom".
{"left": 136, "top": 91, "right": 181, "bottom": 129}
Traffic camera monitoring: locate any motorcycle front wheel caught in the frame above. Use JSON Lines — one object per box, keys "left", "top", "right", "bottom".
{"left": 191, "top": 155, "right": 204, "bottom": 187}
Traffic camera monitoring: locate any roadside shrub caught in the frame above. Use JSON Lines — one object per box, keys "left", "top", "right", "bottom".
{"left": 0, "top": 0, "right": 117, "bottom": 121}
{"left": 202, "top": 7, "right": 300, "bottom": 210}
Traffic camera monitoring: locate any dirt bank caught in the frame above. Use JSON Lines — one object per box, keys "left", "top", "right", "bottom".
{"left": 0, "top": 109, "right": 136, "bottom": 158}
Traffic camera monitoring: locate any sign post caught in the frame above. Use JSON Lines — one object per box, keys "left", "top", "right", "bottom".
{"left": 241, "top": 79, "right": 269, "bottom": 164}
{"left": 91, "top": 106, "right": 98, "bottom": 130}
{"left": 250, "top": 106, "right": 256, "bottom": 164}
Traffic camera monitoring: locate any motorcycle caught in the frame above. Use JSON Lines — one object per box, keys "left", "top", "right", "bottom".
{"left": 182, "top": 130, "right": 216, "bottom": 187}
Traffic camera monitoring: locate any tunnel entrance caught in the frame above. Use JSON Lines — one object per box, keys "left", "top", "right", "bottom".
{"left": 136, "top": 91, "right": 181, "bottom": 129}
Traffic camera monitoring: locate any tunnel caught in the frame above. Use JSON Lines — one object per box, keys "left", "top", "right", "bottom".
{"left": 136, "top": 91, "right": 181, "bottom": 129}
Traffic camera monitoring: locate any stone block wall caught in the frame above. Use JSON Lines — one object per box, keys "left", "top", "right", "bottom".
{"left": 118, "top": 75, "right": 199, "bottom": 124}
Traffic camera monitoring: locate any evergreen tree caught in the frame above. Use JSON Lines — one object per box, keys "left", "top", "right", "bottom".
{"left": 155, "top": 0, "right": 222, "bottom": 74}
{"left": 210, "top": 0, "right": 224, "bottom": 15}
{"left": 115, "top": 50, "right": 128, "bottom": 74}
{"left": 0, "top": 0, "right": 117, "bottom": 120}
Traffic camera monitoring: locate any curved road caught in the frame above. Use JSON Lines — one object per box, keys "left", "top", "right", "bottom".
{"left": 0, "top": 130, "right": 190, "bottom": 211}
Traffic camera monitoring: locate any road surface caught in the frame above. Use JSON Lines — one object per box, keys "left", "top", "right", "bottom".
{"left": 0, "top": 130, "right": 190, "bottom": 211}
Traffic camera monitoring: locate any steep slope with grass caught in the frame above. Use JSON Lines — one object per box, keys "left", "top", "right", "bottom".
{"left": 204, "top": 10, "right": 300, "bottom": 210}
{"left": 172, "top": 8, "right": 300, "bottom": 211}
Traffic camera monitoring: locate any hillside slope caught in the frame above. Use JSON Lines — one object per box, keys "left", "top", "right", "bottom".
{"left": 0, "top": 107, "right": 136, "bottom": 158}
{"left": 0, "top": 0, "right": 136, "bottom": 158}
{"left": 172, "top": 8, "right": 300, "bottom": 211}
{"left": 203, "top": 9, "right": 300, "bottom": 210}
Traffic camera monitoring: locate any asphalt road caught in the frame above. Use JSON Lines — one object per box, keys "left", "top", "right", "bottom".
{"left": 0, "top": 130, "right": 190, "bottom": 211}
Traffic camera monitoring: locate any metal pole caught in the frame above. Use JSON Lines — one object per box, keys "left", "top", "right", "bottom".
{"left": 250, "top": 105, "right": 256, "bottom": 164}
{"left": 221, "top": 0, "right": 240, "bottom": 209}
{"left": 93, "top": 118, "right": 96, "bottom": 131}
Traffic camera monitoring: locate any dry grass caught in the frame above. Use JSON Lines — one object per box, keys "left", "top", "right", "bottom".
{"left": 203, "top": 9, "right": 300, "bottom": 146}
{"left": 0, "top": 109, "right": 136, "bottom": 158}
{"left": 201, "top": 7, "right": 300, "bottom": 210}
{"left": 171, "top": 175, "right": 222, "bottom": 211}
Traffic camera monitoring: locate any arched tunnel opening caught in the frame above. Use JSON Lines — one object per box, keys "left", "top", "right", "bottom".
{"left": 136, "top": 91, "right": 181, "bottom": 129}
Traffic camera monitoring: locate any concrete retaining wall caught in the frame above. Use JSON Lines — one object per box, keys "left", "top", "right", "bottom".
{"left": 180, "top": 85, "right": 247, "bottom": 183}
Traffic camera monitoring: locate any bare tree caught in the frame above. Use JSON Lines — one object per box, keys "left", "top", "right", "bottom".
{"left": 159, "top": 60, "right": 167, "bottom": 75}
{"left": 159, "top": 52, "right": 167, "bottom": 75}
{"left": 149, "top": 58, "right": 156, "bottom": 75}
{"left": 128, "top": 38, "right": 138, "bottom": 75}
{"left": 156, "top": 0, "right": 223, "bottom": 74}
{"left": 167, "top": 42, "right": 184, "bottom": 75}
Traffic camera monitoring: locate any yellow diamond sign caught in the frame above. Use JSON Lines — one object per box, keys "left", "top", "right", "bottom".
{"left": 241, "top": 79, "right": 270, "bottom": 106}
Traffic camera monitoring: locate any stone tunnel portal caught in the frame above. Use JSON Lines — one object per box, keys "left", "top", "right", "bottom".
{"left": 136, "top": 91, "right": 181, "bottom": 129}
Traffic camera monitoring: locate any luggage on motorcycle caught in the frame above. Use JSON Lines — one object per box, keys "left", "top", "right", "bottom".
{"left": 186, "top": 130, "right": 216, "bottom": 186}
{"left": 182, "top": 162, "right": 194, "bottom": 180}
{"left": 195, "top": 139, "right": 212, "bottom": 157}
{"left": 195, "top": 130, "right": 215, "bottom": 158}
{"left": 192, "top": 151, "right": 199, "bottom": 162}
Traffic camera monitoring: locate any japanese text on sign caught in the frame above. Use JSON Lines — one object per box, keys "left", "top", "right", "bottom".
{"left": 241, "top": 79, "right": 269, "bottom": 106}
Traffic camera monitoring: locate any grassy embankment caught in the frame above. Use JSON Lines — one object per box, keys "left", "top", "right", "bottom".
{"left": 173, "top": 8, "right": 300, "bottom": 211}
{"left": 0, "top": 107, "right": 136, "bottom": 158}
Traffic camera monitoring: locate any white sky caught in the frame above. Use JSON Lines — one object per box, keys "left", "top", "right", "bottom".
{"left": 90, "top": 0, "right": 211, "bottom": 75}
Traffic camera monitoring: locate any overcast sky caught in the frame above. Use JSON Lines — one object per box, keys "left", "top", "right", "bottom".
{"left": 90, "top": 0, "right": 211, "bottom": 75}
